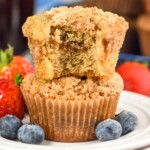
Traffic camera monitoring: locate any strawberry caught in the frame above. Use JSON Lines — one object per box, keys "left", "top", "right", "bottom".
{"left": 116, "top": 61, "right": 150, "bottom": 96}
{"left": 0, "top": 45, "right": 34, "bottom": 82}
{"left": 0, "top": 79, "right": 26, "bottom": 119}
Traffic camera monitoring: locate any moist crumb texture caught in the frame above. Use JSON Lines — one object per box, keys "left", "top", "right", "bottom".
{"left": 22, "top": 6, "right": 128, "bottom": 80}
{"left": 20, "top": 73, "right": 123, "bottom": 141}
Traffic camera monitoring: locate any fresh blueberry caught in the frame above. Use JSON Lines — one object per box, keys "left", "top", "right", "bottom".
{"left": 18, "top": 124, "right": 45, "bottom": 144}
{"left": 95, "top": 119, "right": 122, "bottom": 141}
{"left": 115, "top": 111, "right": 138, "bottom": 135}
{"left": 0, "top": 115, "right": 22, "bottom": 139}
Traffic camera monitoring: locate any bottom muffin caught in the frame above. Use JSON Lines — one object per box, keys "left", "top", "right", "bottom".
{"left": 20, "top": 73, "right": 123, "bottom": 142}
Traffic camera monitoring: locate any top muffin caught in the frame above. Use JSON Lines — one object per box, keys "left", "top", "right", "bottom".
{"left": 23, "top": 6, "right": 128, "bottom": 80}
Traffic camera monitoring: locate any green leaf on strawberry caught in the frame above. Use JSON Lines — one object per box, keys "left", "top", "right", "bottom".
{"left": 0, "top": 45, "right": 13, "bottom": 70}
{"left": 14, "top": 74, "right": 24, "bottom": 86}
{"left": 140, "top": 62, "right": 149, "bottom": 67}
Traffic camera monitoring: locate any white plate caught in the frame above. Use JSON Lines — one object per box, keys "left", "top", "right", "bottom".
{"left": 0, "top": 91, "right": 150, "bottom": 150}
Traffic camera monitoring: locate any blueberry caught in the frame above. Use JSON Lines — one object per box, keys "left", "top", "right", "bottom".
{"left": 18, "top": 124, "right": 45, "bottom": 144}
{"left": 0, "top": 115, "right": 22, "bottom": 139}
{"left": 115, "top": 111, "right": 138, "bottom": 135}
{"left": 95, "top": 119, "right": 122, "bottom": 141}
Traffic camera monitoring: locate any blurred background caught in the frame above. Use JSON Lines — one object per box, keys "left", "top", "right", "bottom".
{"left": 0, "top": 0, "right": 150, "bottom": 57}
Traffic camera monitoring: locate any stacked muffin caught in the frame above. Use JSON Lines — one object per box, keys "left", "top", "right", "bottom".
{"left": 21, "top": 6, "right": 128, "bottom": 142}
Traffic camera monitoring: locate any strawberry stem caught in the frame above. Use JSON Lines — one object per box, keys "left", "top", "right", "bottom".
{"left": 0, "top": 44, "right": 13, "bottom": 70}
{"left": 14, "top": 74, "right": 23, "bottom": 86}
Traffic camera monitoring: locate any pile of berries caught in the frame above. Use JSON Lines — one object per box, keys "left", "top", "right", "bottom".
{"left": 0, "top": 115, "right": 45, "bottom": 144}
{"left": 0, "top": 110, "right": 138, "bottom": 145}
{"left": 95, "top": 111, "right": 138, "bottom": 141}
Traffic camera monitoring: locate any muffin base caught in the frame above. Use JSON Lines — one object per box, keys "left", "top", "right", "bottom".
{"left": 21, "top": 73, "right": 123, "bottom": 142}
{"left": 23, "top": 92, "right": 120, "bottom": 142}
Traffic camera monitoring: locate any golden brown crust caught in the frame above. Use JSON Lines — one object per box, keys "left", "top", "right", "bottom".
{"left": 20, "top": 73, "right": 123, "bottom": 142}
{"left": 23, "top": 6, "right": 128, "bottom": 51}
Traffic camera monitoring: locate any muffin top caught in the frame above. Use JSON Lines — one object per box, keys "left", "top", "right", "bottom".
{"left": 22, "top": 6, "right": 128, "bottom": 46}
{"left": 21, "top": 73, "right": 123, "bottom": 101}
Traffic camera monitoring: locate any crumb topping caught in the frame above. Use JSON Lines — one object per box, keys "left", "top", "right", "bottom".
{"left": 21, "top": 73, "right": 123, "bottom": 101}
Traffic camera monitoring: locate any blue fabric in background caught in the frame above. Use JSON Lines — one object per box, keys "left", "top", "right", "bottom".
{"left": 34, "top": 0, "right": 84, "bottom": 14}
{"left": 117, "top": 53, "right": 150, "bottom": 67}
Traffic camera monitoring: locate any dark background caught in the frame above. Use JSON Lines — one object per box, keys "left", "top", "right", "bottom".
{"left": 0, "top": 0, "right": 34, "bottom": 54}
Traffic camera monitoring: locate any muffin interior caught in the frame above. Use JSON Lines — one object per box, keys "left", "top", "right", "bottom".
{"left": 31, "top": 43, "right": 102, "bottom": 79}
{"left": 29, "top": 31, "right": 118, "bottom": 80}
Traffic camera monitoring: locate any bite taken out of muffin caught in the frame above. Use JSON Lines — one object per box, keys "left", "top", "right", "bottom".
{"left": 22, "top": 6, "right": 128, "bottom": 80}
{"left": 21, "top": 6, "right": 128, "bottom": 142}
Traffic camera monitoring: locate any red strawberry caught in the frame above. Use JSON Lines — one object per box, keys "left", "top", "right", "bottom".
{"left": 0, "top": 45, "right": 34, "bottom": 82}
{"left": 0, "top": 79, "right": 26, "bottom": 119}
{"left": 116, "top": 62, "right": 150, "bottom": 96}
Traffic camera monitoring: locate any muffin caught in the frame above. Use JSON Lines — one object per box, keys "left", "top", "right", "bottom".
{"left": 136, "top": 15, "right": 150, "bottom": 56}
{"left": 20, "top": 73, "right": 123, "bottom": 142}
{"left": 22, "top": 6, "right": 128, "bottom": 80}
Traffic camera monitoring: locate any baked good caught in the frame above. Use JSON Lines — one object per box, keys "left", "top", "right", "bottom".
{"left": 22, "top": 6, "right": 128, "bottom": 80}
{"left": 136, "top": 15, "right": 150, "bottom": 56}
{"left": 20, "top": 73, "right": 123, "bottom": 142}
{"left": 21, "top": 6, "right": 127, "bottom": 142}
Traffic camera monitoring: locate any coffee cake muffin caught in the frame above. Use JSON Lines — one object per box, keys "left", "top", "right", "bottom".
{"left": 20, "top": 73, "right": 123, "bottom": 142}
{"left": 22, "top": 6, "right": 128, "bottom": 80}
